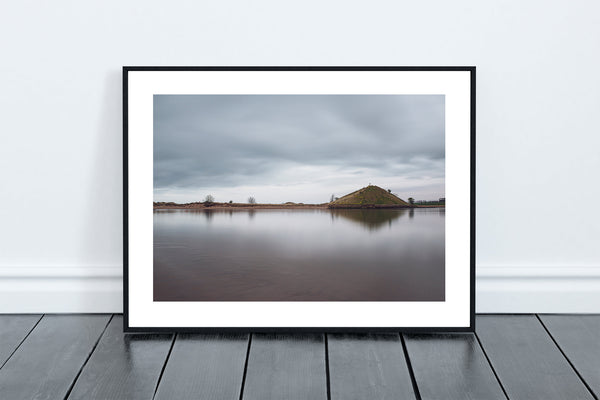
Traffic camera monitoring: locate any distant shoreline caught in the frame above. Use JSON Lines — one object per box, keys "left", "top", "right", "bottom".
{"left": 154, "top": 203, "right": 328, "bottom": 210}
{"left": 154, "top": 185, "right": 445, "bottom": 210}
{"left": 153, "top": 202, "right": 444, "bottom": 210}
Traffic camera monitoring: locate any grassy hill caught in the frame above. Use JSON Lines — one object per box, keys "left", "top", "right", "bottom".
{"left": 329, "top": 185, "right": 411, "bottom": 208}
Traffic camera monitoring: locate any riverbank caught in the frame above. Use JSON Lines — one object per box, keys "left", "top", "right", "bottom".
{"left": 154, "top": 202, "right": 329, "bottom": 210}
{"left": 153, "top": 202, "right": 444, "bottom": 210}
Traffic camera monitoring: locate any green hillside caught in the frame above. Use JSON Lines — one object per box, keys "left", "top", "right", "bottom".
{"left": 329, "top": 185, "right": 411, "bottom": 208}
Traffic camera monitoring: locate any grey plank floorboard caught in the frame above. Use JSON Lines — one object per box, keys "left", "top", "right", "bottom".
{"left": 0, "top": 314, "right": 41, "bottom": 367}
{"left": 404, "top": 333, "right": 506, "bottom": 400}
{"left": 155, "top": 333, "right": 249, "bottom": 400}
{"left": 242, "top": 333, "right": 327, "bottom": 400}
{"left": 539, "top": 314, "right": 600, "bottom": 398}
{"left": 67, "top": 315, "right": 173, "bottom": 400}
{"left": 0, "top": 314, "right": 110, "bottom": 400}
{"left": 328, "top": 333, "right": 416, "bottom": 400}
{"left": 476, "top": 315, "right": 594, "bottom": 400}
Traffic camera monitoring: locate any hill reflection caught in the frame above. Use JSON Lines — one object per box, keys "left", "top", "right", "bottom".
{"left": 329, "top": 209, "right": 408, "bottom": 231}
{"left": 154, "top": 208, "right": 414, "bottom": 231}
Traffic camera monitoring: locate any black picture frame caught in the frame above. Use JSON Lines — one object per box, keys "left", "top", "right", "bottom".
{"left": 123, "top": 66, "right": 476, "bottom": 333}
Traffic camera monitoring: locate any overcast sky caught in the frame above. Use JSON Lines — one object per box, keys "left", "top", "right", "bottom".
{"left": 154, "top": 95, "right": 444, "bottom": 204}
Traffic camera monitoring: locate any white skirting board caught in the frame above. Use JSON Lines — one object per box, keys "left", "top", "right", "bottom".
{"left": 476, "top": 266, "right": 600, "bottom": 313}
{"left": 0, "top": 266, "right": 599, "bottom": 313}
{"left": 0, "top": 267, "right": 123, "bottom": 314}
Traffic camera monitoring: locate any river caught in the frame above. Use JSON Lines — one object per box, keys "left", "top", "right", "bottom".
{"left": 153, "top": 208, "right": 444, "bottom": 301}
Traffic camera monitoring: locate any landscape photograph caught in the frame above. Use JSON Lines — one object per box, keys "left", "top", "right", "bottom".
{"left": 153, "top": 94, "right": 445, "bottom": 301}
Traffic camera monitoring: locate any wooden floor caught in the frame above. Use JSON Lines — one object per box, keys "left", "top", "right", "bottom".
{"left": 0, "top": 315, "right": 598, "bottom": 399}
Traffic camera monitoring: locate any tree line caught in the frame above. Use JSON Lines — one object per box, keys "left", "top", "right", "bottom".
{"left": 202, "top": 195, "right": 256, "bottom": 204}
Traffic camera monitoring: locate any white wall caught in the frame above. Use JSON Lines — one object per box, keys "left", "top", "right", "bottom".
{"left": 1, "top": 0, "right": 599, "bottom": 312}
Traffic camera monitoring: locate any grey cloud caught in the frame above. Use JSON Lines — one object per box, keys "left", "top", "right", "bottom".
{"left": 154, "top": 95, "right": 444, "bottom": 201}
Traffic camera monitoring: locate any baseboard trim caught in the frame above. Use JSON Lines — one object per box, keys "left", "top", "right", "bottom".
{"left": 476, "top": 266, "right": 600, "bottom": 313}
{"left": 0, "top": 266, "right": 598, "bottom": 313}
{"left": 0, "top": 266, "right": 122, "bottom": 313}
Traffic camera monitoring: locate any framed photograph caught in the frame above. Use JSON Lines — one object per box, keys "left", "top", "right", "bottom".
{"left": 123, "top": 67, "right": 475, "bottom": 332}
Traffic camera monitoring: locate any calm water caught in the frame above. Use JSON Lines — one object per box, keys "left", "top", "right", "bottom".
{"left": 154, "top": 208, "right": 444, "bottom": 301}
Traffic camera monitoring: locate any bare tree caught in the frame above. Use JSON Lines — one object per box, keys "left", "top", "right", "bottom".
{"left": 248, "top": 196, "right": 256, "bottom": 204}
{"left": 330, "top": 194, "right": 335, "bottom": 202}
{"left": 204, "top": 194, "right": 214, "bottom": 203}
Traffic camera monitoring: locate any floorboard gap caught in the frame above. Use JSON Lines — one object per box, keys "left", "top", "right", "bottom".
{"left": 535, "top": 315, "right": 598, "bottom": 400}
{"left": 324, "top": 334, "right": 331, "bottom": 400}
{"left": 474, "top": 331, "right": 510, "bottom": 400}
{"left": 237, "top": 333, "right": 253, "bottom": 400}
{"left": 0, "top": 314, "right": 44, "bottom": 371}
{"left": 400, "top": 333, "right": 422, "bottom": 400}
{"left": 152, "top": 333, "right": 177, "bottom": 400}
{"left": 63, "top": 314, "right": 114, "bottom": 400}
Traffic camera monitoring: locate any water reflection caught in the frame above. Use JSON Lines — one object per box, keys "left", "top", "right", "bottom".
{"left": 153, "top": 208, "right": 444, "bottom": 301}
{"left": 329, "top": 209, "right": 407, "bottom": 231}
{"left": 155, "top": 208, "right": 416, "bottom": 231}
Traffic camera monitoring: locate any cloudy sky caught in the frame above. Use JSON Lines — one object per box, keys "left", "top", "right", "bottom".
{"left": 154, "top": 95, "right": 444, "bottom": 204}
